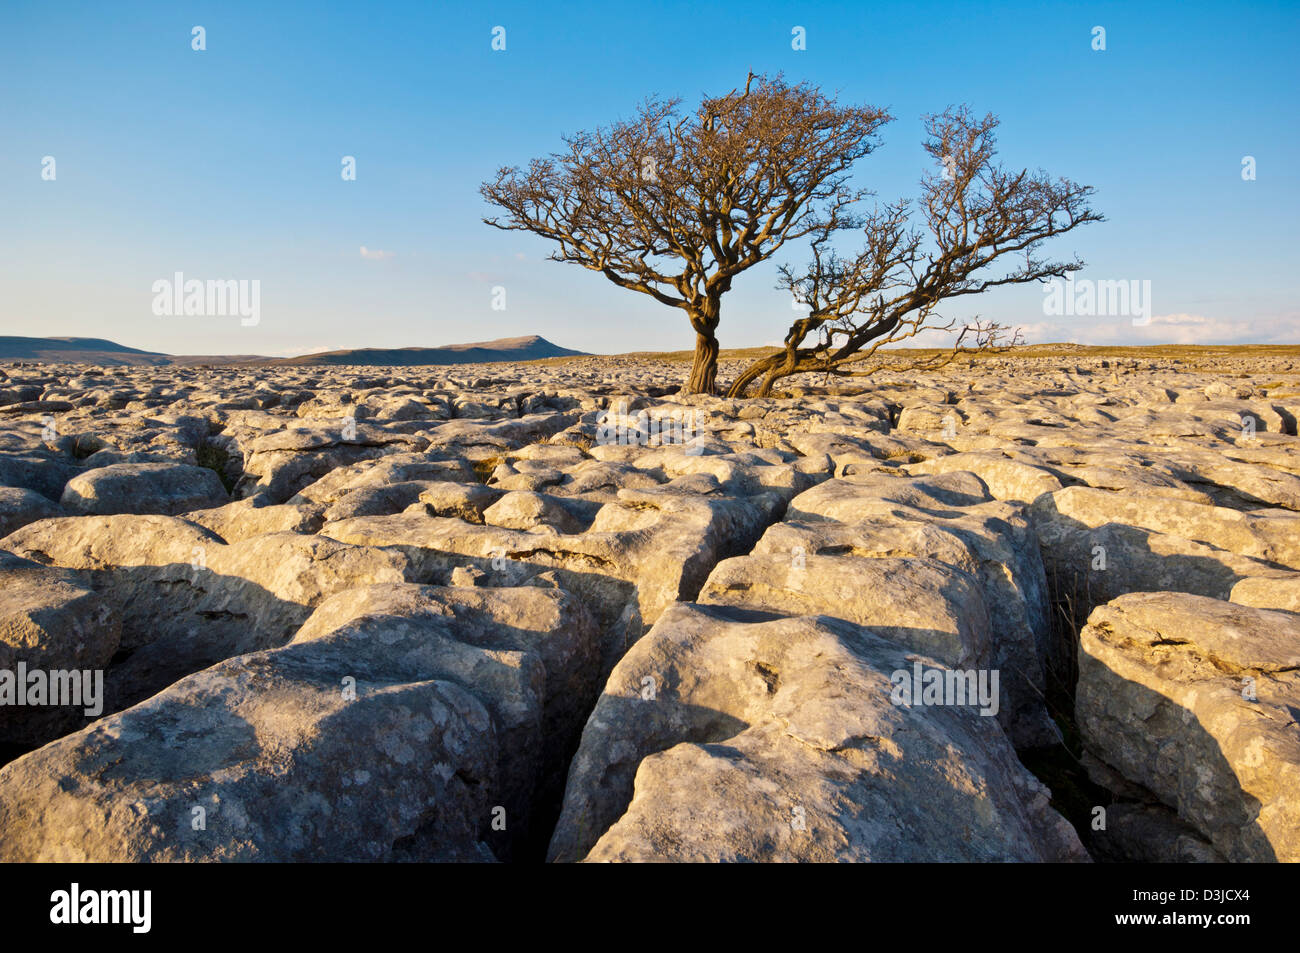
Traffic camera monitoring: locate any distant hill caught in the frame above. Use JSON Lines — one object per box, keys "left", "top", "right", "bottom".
{"left": 0, "top": 336, "right": 172, "bottom": 366}
{"left": 0, "top": 334, "right": 588, "bottom": 367}
{"left": 272, "top": 335, "right": 588, "bottom": 366}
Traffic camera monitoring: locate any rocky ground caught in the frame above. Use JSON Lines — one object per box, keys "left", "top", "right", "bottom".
{"left": 0, "top": 350, "right": 1297, "bottom": 862}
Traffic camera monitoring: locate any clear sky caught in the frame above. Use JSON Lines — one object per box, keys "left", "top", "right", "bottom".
{"left": 2, "top": 0, "right": 1297, "bottom": 357}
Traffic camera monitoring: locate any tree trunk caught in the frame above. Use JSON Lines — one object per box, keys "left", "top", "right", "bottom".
{"left": 724, "top": 356, "right": 775, "bottom": 398}
{"left": 755, "top": 365, "right": 783, "bottom": 398}
{"left": 685, "top": 331, "right": 720, "bottom": 395}
{"left": 728, "top": 342, "right": 803, "bottom": 398}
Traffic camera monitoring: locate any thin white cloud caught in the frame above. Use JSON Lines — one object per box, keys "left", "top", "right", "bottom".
{"left": 1011, "top": 322, "right": 1053, "bottom": 341}
{"left": 360, "top": 246, "right": 396, "bottom": 261}
{"left": 1029, "top": 312, "right": 1293, "bottom": 346}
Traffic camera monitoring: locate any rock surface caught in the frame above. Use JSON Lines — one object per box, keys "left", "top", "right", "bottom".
{"left": 549, "top": 603, "right": 1084, "bottom": 862}
{"left": 1, "top": 348, "right": 1298, "bottom": 863}
{"left": 0, "top": 551, "right": 121, "bottom": 747}
{"left": 1076, "top": 592, "right": 1300, "bottom": 862}
{"left": 60, "top": 462, "right": 229, "bottom": 515}
{"left": 0, "top": 583, "right": 596, "bottom": 861}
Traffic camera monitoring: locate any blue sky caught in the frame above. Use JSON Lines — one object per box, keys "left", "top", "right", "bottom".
{"left": 2, "top": 0, "right": 1297, "bottom": 356}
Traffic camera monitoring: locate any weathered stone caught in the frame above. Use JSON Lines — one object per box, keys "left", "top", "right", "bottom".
{"left": 0, "top": 551, "right": 121, "bottom": 746}
{"left": 1036, "top": 485, "right": 1300, "bottom": 570}
{"left": 700, "top": 554, "right": 991, "bottom": 671}
{"left": 549, "top": 604, "right": 1085, "bottom": 862}
{"left": 4, "top": 348, "right": 1299, "bottom": 864}
{"left": 2, "top": 516, "right": 413, "bottom": 712}
{"left": 1077, "top": 592, "right": 1300, "bottom": 862}
{"left": 61, "top": 462, "right": 228, "bottom": 516}
{"left": 0, "top": 486, "right": 63, "bottom": 538}
{"left": 482, "top": 490, "right": 600, "bottom": 534}
{"left": 0, "top": 582, "right": 598, "bottom": 862}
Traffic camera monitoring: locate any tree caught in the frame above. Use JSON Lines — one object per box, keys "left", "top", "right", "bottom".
{"left": 480, "top": 73, "right": 892, "bottom": 394}
{"left": 726, "top": 107, "right": 1103, "bottom": 397}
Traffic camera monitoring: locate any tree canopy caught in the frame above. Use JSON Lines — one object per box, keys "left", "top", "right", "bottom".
{"left": 482, "top": 75, "right": 1101, "bottom": 396}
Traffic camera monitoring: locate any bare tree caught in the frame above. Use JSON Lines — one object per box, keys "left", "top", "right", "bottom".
{"left": 480, "top": 73, "right": 892, "bottom": 394}
{"left": 727, "top": 107, "right": 1103, "bottom": 397}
